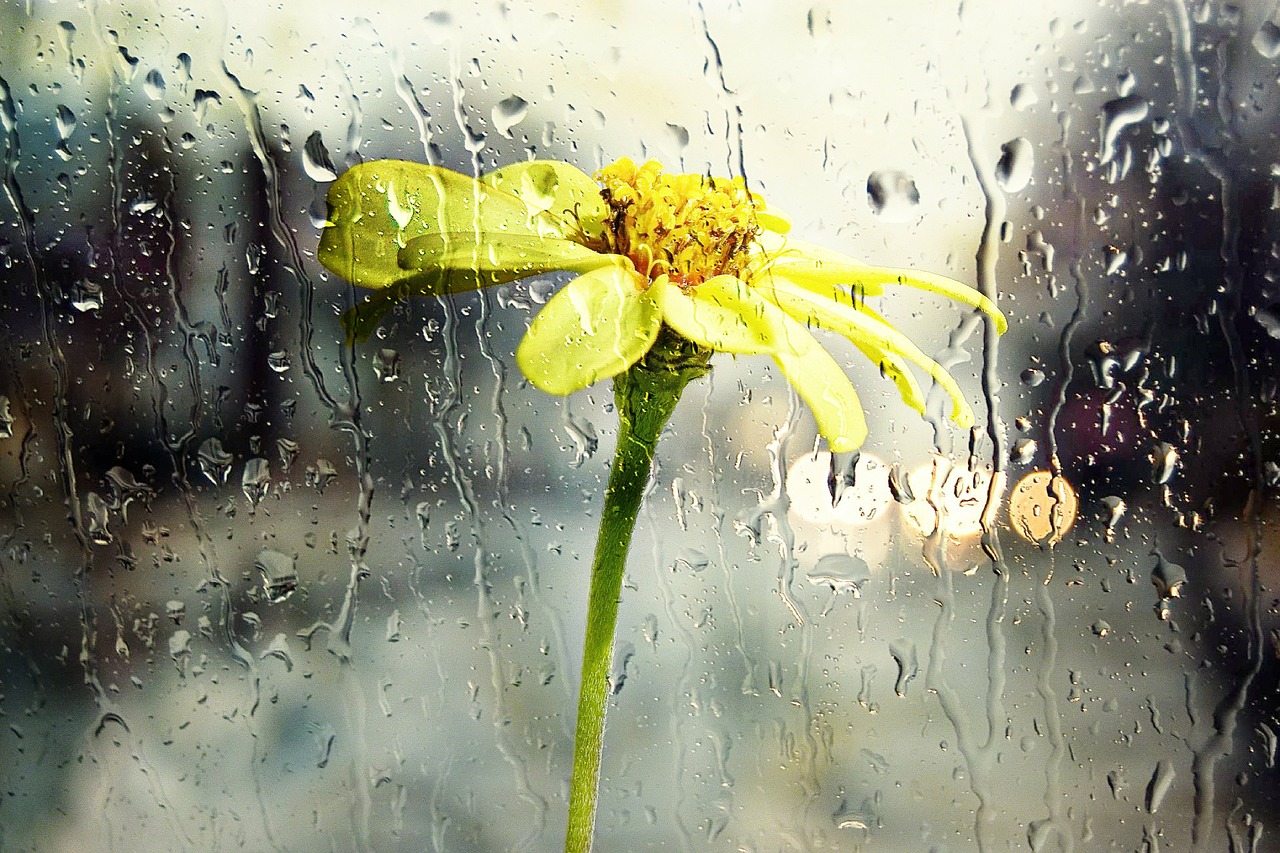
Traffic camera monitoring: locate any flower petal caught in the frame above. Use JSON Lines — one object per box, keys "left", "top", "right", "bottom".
{"left": 319, "top": 159, "right": 536, "bottom": 292}
{"left": 516, "top": 266, "right": 660, "bottom": 395}
{"left": 398, "top": 231, "right": 627, "bottom": 279}
{"left": 656, "top": 275, "right": 792, "bottom": 355}
{"left": 770, "top": 318, "right": 868, "bottom": 453}
{"left": 756, "top": 273, "right": 978, "bottom": 428}
{"left": 481, "top": 160, "right": 610, "bottom": 246}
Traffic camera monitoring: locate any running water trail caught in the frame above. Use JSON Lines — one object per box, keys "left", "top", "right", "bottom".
{"left": 1162, "top": 3, "right": 1266, "bottom": 849}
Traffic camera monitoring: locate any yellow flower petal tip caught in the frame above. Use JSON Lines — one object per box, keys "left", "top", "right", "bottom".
{"left": 319, "top": 157, "right": 1002, "bottom": 450}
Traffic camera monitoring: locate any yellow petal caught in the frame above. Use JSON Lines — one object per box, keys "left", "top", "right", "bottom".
{"left": 852, "top": 345, "right": 927, "bottom": 416}
{"left": 771, "top": 317, "right": 868, "bottom": 453}
{"left": 516, "top": 266, "right": 660, "bottom": 395}
{"left": 656, "top": 275, "right": 792, "bottom": 355}
{"left": 481, "top": 160, "right": 610, "bottom": 245}
{"left": 319, "top": 159, "right": 536, "bottom": 292}
{"left": 756, "top": 274, "right": 977, "bottom": 428}
{"left": 399, "top": 232, "right": 627, "bottom": 279}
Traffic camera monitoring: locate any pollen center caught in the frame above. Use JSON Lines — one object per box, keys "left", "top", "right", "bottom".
{"left": 595, "top": 158, "right": 760, "bottom": 287}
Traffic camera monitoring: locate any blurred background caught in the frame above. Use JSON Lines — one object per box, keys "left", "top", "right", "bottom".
{"left": 1, "top": 1, "right": 1278, "bottom": 850}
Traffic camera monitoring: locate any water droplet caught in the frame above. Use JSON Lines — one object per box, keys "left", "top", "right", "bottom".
{"left": 807, "top": 553, "right": 871, "bottom": 597}
{"left": 276, "top": 437, "right": 299, "bottom": 471}
{"left": 866, "top": 170, "right": 920, "bottom": 222}
{"left": 386, "top": 610, "right": 402, "bottom": 642}
{"left": 143, "top": 68, "right": 166, "bottom": 101}
{"left": 1099, "top": 93, "right": 1148, "bottom": 166}
{"left": 307, "top": 458, "right": 338, "bottom": 493}
{"left": 310, "top": 723, "right": 337, "bottom": 768}
{"left": 301, "top": 130, "right": 337, "bottom": 182}
{"left": 197, "top": 437, "right": 234, "bottom": 485}
{"left": 995, "top": 137, "right": 1034, "bottom": 192}
{"left": 1100, "top": 495, "right": 1127, "bottom": 542}
{"left": 374, "top": 348, "right": 401, "bottom": 382}
{"left": 608, "top": 642, "right": 636, "bottom": 695}
{"left": 85, "top": 491, "right": 113, "bottom": 545}
{"left": 165, "top": 600, "right": 186, "bottom": 623}
{"left": 267, "top": 351, "right": 291, "bottom": 374}
{"left": 0, "top": 396, "right": 12, "bottom": 439}
{"left": 256, "top": 549, "right": 298, "bottom": 603}
{"left": 1012, "top": 438, "right": 1038, "bottom": 465}
{"left": 1010, "top": 83, "right": 1039, "bottom": 110}
{"left": 1149, "top": 441, "right": 1179, "bottom": 484}
{"left": 261, "top": 633, "right": 294, "bottom": 671}
{"left": 888, "top": 640, "right": 918, "bottom": 697}
{"left": 664, "top": 122, "right": 690, "bottom": 153}
{"left": 672, "top": 547, "right": 709, "bottom": 573}
{"left": 1150, "top": 552, "right": 1187, "bottom": 600}
{"left": 1092, "top": 620, "right": 1112, "bottom": 637}
{"left": 192, "top": 89, "right": 221, "bottom": 124}
{"left": 1254, "top": 21, "right": 1280, "bottom": 57}
{"left": 241, "top": 457, "right": 271, "bottom": 508}
{"left": 492, "top": 95, "right": 529, "bottom": 138}
{"left": 1144, "top": 759, "right": 1175, "bottom": 813}
{"left": 168, "top": 629, "right": 192, "bottom": 673}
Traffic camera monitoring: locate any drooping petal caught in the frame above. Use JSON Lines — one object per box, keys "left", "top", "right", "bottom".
{"left": 319, "top": 159, "right": 539, "bottom": 293}
{"left": 399, "top": 232, "right": 626, "bottom": 279}
{"left": 481, "top": 160, "right": 610, "bottom": 246}
{"left": 770, "top": 316, "right": 868, "bottom": 453}
{"left": 852, "top": 344, "right": 928, "bottom": 417}
{"left": 755, "top": 273, "right": 977, "bottom": 428}
{"left": 516, "top": 266, "right": 660, "bottom": 395}
{"left": 849, "top": 265, "right": 1006, "bottom": 334}
{"left": 656, "top": 275, "right": 793, "bottom": 355}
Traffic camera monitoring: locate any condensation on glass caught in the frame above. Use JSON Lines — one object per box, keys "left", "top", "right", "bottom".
{"left": 0, "top": 2, "right": 1276, "bottom": 851}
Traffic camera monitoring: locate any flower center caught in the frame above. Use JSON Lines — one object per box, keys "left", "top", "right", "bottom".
{"left": 595, "top": 158, "right": 760, "bottom": 287}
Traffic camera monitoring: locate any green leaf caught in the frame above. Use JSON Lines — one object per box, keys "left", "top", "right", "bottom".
{"left": 318, "top": 159, "right": 537, "bottom": 293}
{"left": 481, "top": 160, "right": 610, "bottom": 246}
{"left": 516, "top": 266, "right": 660, "bottom": 395}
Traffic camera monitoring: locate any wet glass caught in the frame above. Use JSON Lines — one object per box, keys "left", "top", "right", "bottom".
{"left": 1, "top": 2, "right": 1277, "bottom": 851}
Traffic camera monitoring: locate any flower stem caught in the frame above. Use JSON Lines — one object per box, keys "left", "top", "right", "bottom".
{"left": 565, "top": 330, "right": 710, "bottom": 853}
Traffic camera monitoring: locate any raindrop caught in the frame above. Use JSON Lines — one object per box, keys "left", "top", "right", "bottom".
{"left": 995, "top": 137, "right": 1034, "bottom": 192}
{"left": 267, "top": 351, "right": 291, "bottom": 373}
{"left": 72, "top": 279, "right": 104, "bottom": 311}
{"left": 143, "top": 68, "right": 166, "bottom": 101}
{"left": 374, "top": 348, "right": 402, "bottom": 382}
{"left": 165, "top": 600, "right": 186, "bottom": 623}
{"left": 1010, "top": 83, "right": 1038, "bottom": 110}
{"left": 1253, "top": 21, "right": 1280, "bottom": 58}
{"left": 85, "top": 491, "right": 113, "bottom": 545}
{"left": 1091, "top": 620, "right": 1112, "bottom": 637}
{"left": 1150, "top": 552, "right": 1187, "bottom": 600}
{"left": 866, "top": 170, "right": 920, "bottom": 222}
{"left": 608, "top": 642, "right": 636, "bottom": 695}
{"left": 807, "top": 553, "right": 871, "bottom": 598}
{"left": 1012, "top": 439, "right": 1037, "bottom": 465}
{"left": 386, "top": 610, "right": 402, "bottom": 642}
{"left": 1099, "top": 93, "right": 1148, "bottom": 166}
{"left": 276, "top": 437, "right": 299, "bottom": 471}
{"left": 0, "top": 396, "right": 12, "bottom": 438}
{"left": 492, "top": 95, "right": 529, "bottom": 138}
{"left": 307, "top": 458, "right": 338, "bottom": 493}
{"left": 887, "top": 462, "right": 914, "bottom": 503}
{"left": 256, "top": 548, "right": 298, "bottom": 603}
{"left": 664, "top": 122, "right": 690, "bottom": 154}
{"left": 563, "top": 413, "right": 598, "bottom": 467}
{"left": 301, "top": 130, "right": 338, "bottom": 182}
{"left": 1100, "top": 495, "right": 1126, "bottom": 542}
{"left": 241, "top": 457, "right": 271, "bottom": 508}
{"left": 197, "top": 437, "right": 234, "bottom": 485}
{"left": 888, "top": 640, "right": 918, "bottom": 697}
{"left": 672, "top": 547, "right": 709, "bottom": 573}
{"left": 1144, "top": 760, "right": 1175, "bottom": 813}
{"left": 192, "top": 89, "right": 221, "bottom": 124}
{"left": 1149, "top": 441, "right": 1178, "bottom": 484}
{"left": 311, "top": 723, "right": 337, "bottom": 768}
{"left": 261, "top": 633, "right": 294, "bottom": 671}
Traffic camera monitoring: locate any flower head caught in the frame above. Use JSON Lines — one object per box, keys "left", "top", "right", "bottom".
{"left": 318, "top": 158, "right": 1005, "bottom": 452}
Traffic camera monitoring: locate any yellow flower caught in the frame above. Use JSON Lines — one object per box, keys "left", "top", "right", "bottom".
{"left": 318, "top": 158, "right": 1006, "bottom": 452}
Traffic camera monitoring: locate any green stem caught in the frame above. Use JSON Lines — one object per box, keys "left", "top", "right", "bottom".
{"left": 564, "top": 330, "right": 709, "bottom": 853}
